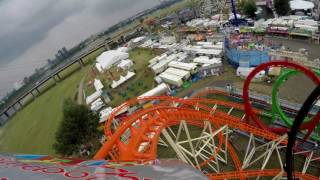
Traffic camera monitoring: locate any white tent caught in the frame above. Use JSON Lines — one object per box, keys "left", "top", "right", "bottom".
{"left": 91, "top": 98, "right": 105, "bottom": 112}
{"left": 117, "top": 47, "right": 129, "bottom": 53}
{"left": 117, "top": 59, "right": 133, "bottom": 70}
{"left": 96, "top": 50, "right": 129, "bottom": 71}
{"left": 95, "top": 63, "right": 103, "bottom": 73}
{"left": 111, "top": 71, "right": 136, "bottom": 89}
{"left": 139, "top": 83, "right": 170, "bottom": 98}
{"left": 132, "top": 36, "right": 146, "bottom": 44}
{"left": 99, "top": 107, "right": 113, "bottom": 123}
{"left": 290, "top": 0, "right": 314, "bottom": 10}
{"left": 94, "top": 79, "right": 104, "bottom": 91}
{"left": 86, "top": 90, "right": 103, "bottom": 105}
{"left": 193, "top": 56, "right": 222, "bottom": 65}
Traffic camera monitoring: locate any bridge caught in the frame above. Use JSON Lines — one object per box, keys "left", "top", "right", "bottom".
{"left": 0, "top": 24, "right": 143, "bottom": 125}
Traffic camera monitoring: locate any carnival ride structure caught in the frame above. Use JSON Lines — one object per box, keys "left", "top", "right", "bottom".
{"left": 94, "top": 61, "right": 320, "bottom": 179}
{"left": 271, "top": 69, "right": 320, "bottom": 141}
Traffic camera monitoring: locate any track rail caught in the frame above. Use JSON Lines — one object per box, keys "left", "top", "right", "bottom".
{"left": 94, "top": 61, "right": 320, "bottom": 179}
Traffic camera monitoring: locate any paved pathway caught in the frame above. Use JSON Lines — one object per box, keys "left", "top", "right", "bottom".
{"left": 77, "top": 77, "right": 85, "bottom": 105}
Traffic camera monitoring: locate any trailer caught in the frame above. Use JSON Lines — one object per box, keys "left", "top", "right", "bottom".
{"left": 139, "top": 83, "right": 170, "bottom": 98}
{"left": 151, "top": 54, "right": 178, "bottom": 74}
{"left": 236, "top": 67, "right": 265, "bottom": 80}
{"left": 165, "top": 67, "right": 191, "bottom": 80}
{"left": 196, "top": 42, "right": 224, "bottom": 50}
{"left": 168, "top": 61, "right": 198, "bottom": 74}
{"left": 193, "top": 56, "right": 222, "bottom": 65}
{"left": 149, "top": 53, "right": 168, "bottom": 65}
{"left": 159, "top": 72, "right": 184, "bottom": 87}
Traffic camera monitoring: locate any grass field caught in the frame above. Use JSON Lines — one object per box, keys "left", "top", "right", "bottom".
{"left": 0, "top": 66, "right": 91, "bottom": 155}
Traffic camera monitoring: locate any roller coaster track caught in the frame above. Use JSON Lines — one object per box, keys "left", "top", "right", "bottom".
{"left": 243, "top": 61, "right": 320, "bottom": 139}
{"left": 94, "top": 61, "right": 320, "bottom": 179}
{"left": 271, "top": 69, "right": 320, "bottom": 141}
{"left": 208, "top": 169, "right": 318, "bottom": 180}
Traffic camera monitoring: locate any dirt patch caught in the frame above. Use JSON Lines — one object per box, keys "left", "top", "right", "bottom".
{"left": 278, "top": 73, "right": 316, "bottom": 103}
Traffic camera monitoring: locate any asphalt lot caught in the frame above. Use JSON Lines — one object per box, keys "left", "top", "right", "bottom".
{"left": 266, "top": 37, "right": 319, "bottom": 103}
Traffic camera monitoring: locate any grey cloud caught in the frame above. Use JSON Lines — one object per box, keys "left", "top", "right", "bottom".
{"left": 0, "top": 0, "right": 84, "bottom": 66}
{"left": 0, "top": 0, "right": 159, "bottom": 98}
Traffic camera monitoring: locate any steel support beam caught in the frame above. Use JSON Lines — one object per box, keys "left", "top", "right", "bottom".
{"left": 56, "top": 73, "right": 61, "bottom": 80}
{"left": 17, "top": 101, "right": 23, "bottom": 107}
{"left": 161, "top": 128, "right": 188, "bottom": 164}
{"left": 30, "top": 91, "right": 36, "bottom": 99}
{"left": 78, "top": 59, "right": 84, "bottom": 68}
{"left": 3, "top": 111, "right": 9, "bottom": 118}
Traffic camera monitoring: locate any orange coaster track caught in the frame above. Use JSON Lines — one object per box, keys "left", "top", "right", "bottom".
{"left": 94, "top": 89, "right": 319, "bottom": 179}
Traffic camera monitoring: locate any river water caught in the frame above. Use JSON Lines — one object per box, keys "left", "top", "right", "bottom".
{"left": 0, "top": 0, "right": 160, "bottom": 99}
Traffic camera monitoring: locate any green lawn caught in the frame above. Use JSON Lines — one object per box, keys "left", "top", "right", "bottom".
{"left": 0, "top": 66, "right": 90, "bottom": 155}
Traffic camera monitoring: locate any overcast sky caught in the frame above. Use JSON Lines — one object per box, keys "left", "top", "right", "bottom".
{"left": 0, "top": 0, "right": 159, "bottom": 98}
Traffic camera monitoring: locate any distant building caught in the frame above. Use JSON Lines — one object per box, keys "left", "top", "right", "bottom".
{"left": 179, "top": 8, "right": 196, "bottom": 23}
{"left": 58, "top": 50, "right": 65, "bottom": 58}
{"left": 160, "top": 13, "right": 180, "bottom": 26}
{"left": 55, "top": 54, "right": 62, "bottom": 61}
{"left": 13, "top": 81, "right": 24, "bottom": 91}
{"left": 55, "top": 47, "right": 69, "bottom": 61}
{"left": 62, "top": 47, "right": 68, "bottom": 55}
{"left": 314, "top": 0, "right": 320, "bottom": 20}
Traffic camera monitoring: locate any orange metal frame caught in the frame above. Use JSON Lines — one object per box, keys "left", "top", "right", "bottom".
{"left": 94, "top": 88, "right": 318, "bottom": 179}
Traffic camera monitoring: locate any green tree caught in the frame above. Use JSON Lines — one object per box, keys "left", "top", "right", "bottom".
{"left": 274, "top": 0, "right": 291, "bottom": 16}
{"left": 53, "top": 98, "right": 99, "bottom": 156}
{"left": 237, "top": 0, "right": 246, "bottom": 13}
{"left": 243, "top": 0, "right": 257, "bottom": 18}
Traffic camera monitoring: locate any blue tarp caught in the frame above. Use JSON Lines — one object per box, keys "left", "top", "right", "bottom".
{"left": 226, "top": 48, "right": 270, "bottom": 67}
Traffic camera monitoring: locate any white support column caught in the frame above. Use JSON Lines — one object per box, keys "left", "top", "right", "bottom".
{"left": 242, "top": 134, "right": 287, "bottom": 171}
{"left": 210, "top": 104, "right": 217, "bottom": 115}
{"left": 242, "top": 133, "right": 256, "bottom": 169}
{"left": 227, "top": 107, "right": 234, "bottom": 115}
{"left": 302, "top": 151, "right": 314, "bottom": 174}
{"left": 158, "top": 137, "right": 168, "bottom": 147}
{"left": 161, "top": 128, "right": 189, "bottom": 164}
{"left": 182, "top": 120, "right": 201, "bottom": 169}
{"left": 241, "top": 114, "right": 246, "bottom": 121}
{"left": 271, "top": 171, "right": 284, "bottom": 180}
